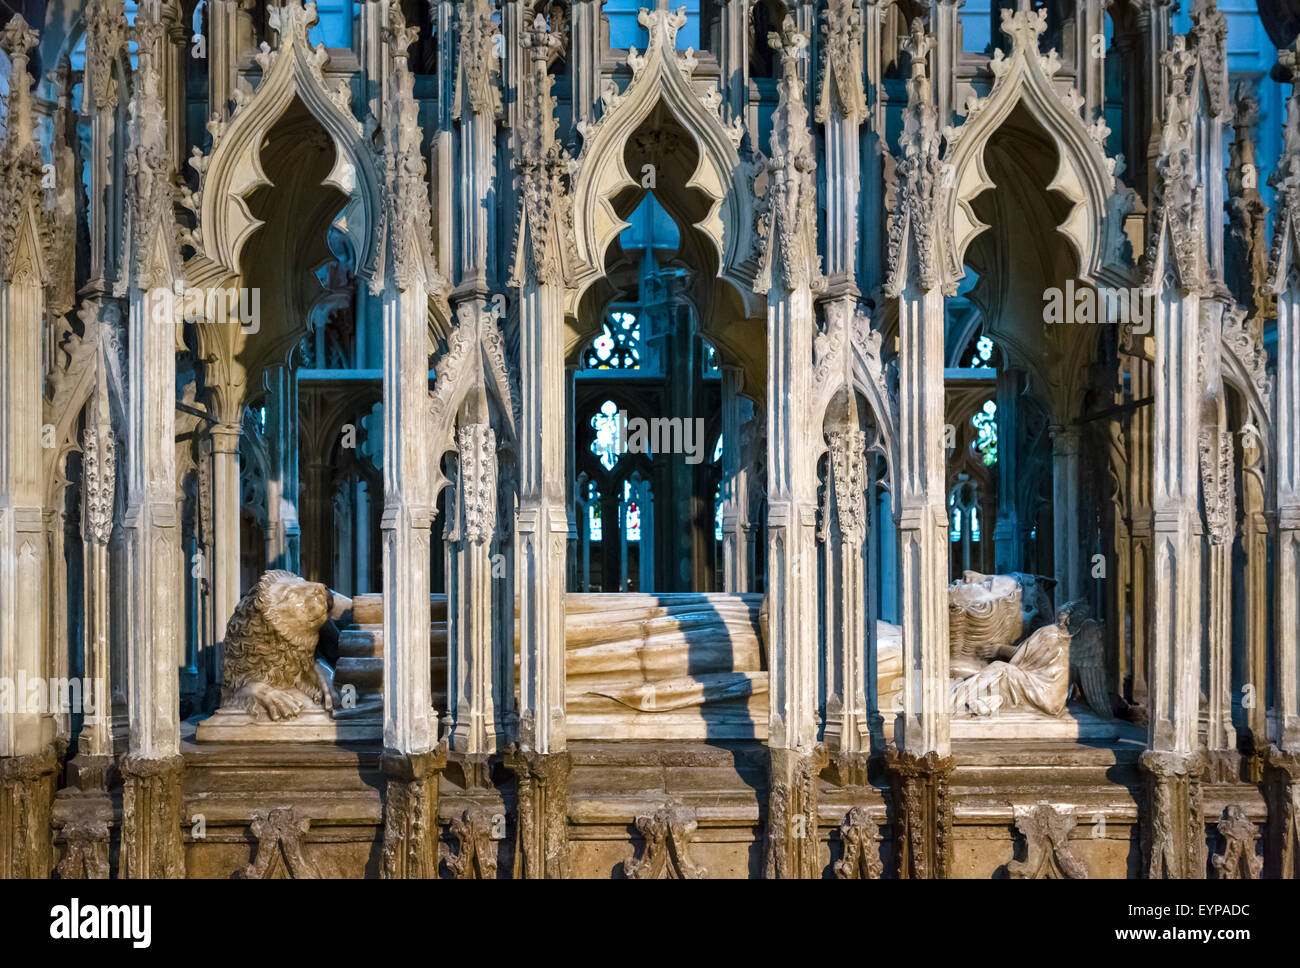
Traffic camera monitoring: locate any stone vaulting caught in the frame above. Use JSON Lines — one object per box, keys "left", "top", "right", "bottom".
{"left": 1, "top": 0, "right": 1299, "bottom": 879}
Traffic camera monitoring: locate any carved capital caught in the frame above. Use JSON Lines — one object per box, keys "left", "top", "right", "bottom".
{"left": 380, "top": 748, "right": 447, "bottom": 879}
{"left": 505, "top": 746, "right": 571, "bottom": 878}
{"left": 119, "top": 753, "right": 186, "bottom": 878}
{"left": 765, "top": 746, "right": 827, "bottom": 879}
{"left": 885, "top": 747, "right": 954, "bottom": 879}
{"left": 1, "top": 746, "right": 58, "bottom": 878}
{"left": 1138, "top": 749, "right": 1208, "bottom": 879}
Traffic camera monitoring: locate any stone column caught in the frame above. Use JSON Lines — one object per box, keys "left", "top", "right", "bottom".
{"left": 818, "top": 5, "right": 873, "bottom": 775}
{"left": 1136, "top": 0, "right": 1173, "bottom": 196}
{"left": 720, "top": 366, "right": 750, "bottom": 593}
{"left": 1140, "top": 277, "right": 1206, "bottom": 878}
{"left": 569, "top": 0, "right": 603, "bottom": 128}
{"left": 448, "top": 421, "right": 504, "bottom": 777}
{"left": 760, "top": 19, "right": 825, "bottom": 879}
{"left": 81, "top": 0, "right": 127, "bottom": 296}
{"left": 56, "top": 321, "right": 119, "bottom": 878}
{"left": 1075, "top": 0, "right": 1106, "bottom": 120}
{"left": 0, "top": 15, "right": 57, "bottom": 878}
{"left": 452, "top": 0, "right": 500, "bottom": 303}
{"left": 159, "top": 0, "right": 187, "bottom": 172}
{"left": 209, "top": 420, "right": 241, "bottom": 679}
{"left": 883, "top": 19, "right": 953, "bottom": 878}
{"left": 120, "top": 16, "right": 185, "bottom": 878}
{"left": 378, "top": 12, "right": 444, "bottom": 878}
{"left": 1199, "top": 307, "right": 1237, "bottom": 782}
{"left": 928, "top": 0, "right": 961, "bottom": 124}
{"left": 206, "top": 0, "right": 245, "bottom": 119}
{"left": 1049, "top": 425, "right": 1082, "bottom": 603}
{"left": 1127, "top": 358, "right": 1153, "bottom": 707}
{"left": 516, "top": 273, "right": 568, "bottom": 758}
{"left": 717, "top": 0, "right": 750, "bottom": 120}
{"left": 262, "top": 363, "right": 299, "bottom": 572}
{"left": 1138, "top": 37, "right": 1212, "bottom": 880}
{"left": 992, "top": 369, "right": 1021, "bottom": 573}
{"left": 822, "top": 423, "right": 870, "bottom": 769}
{"left": 1266, "top": 39, "right": 1300, "bottom": 878}
{"left": 508, "top": 13, "right": 572, "bottom": 877}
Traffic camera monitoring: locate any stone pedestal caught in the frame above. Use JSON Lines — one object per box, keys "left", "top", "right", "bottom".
{"left": 1264, "top": 746, "right": 1300, "bottom": 879}
{"left": 52, "top": 753, "right": 116, "bottom": 879}
{"left": 505, "top": 747, "right": 570, "bottom": 879}
{"left": 1138, "top": 749, "right": 1207, "bottom": 879}
{"left": 119, "top": 753, "right": 185, "bottom": 878}
{"left": 0, "top": 746, "right": 58, "bottom": 878}
{"left": 381, "top": 748, "right": 447, "bottom": 879}
{"left": 765, "top": 746, "right": 827, "bottom": 879}
{"left": 886, "top": 748, "right": 954, "bottom": 879}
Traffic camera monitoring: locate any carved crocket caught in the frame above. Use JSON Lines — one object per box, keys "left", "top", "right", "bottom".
{"left": 220, "top": 570, "right": 353, "bottom": 721}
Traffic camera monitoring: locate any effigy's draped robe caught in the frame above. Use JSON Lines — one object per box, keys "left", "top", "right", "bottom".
{"left": 950, "top": 623, "right": 1072, "bottom": 717}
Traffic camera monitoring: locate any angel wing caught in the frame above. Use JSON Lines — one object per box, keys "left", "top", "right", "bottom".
{"left": 1068, "top": 618, "right": 1111, "bottom": 719}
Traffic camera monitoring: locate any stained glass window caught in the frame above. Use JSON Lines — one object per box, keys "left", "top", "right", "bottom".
{"left": 584, "top": 311, "right": 641, "bottom": 370}
{"left": 966, "top": 334, "right": 996, "bottom": 368}
{"left": 623, "top": 480, "right": 640, "bottom": 542}
{"left": 972, "top": 400, "right": 997, "bottom": 466}
{"left": 591, "top": 399, "right": 622, "bottom": 471}
{"left": 587, "top": 481, "right": 602, "bottom": 543}
{"left": 714, "top": 485, "right": 724, "bottom": 542}
{"left": 712, "top": 434, "right": 723, "bottom": 463}
{"left": 949, "top": 498, "right": 962, "bottom": 542}
{"left": 704, "top": 341, "right": 720, "bottom": 375}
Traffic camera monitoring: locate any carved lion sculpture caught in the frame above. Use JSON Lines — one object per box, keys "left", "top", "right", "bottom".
{"left": 221, "top": 570, "right": 352, "bottom": 722}
{"left": 948, "top": 571, "right": 1056, "bottom": 678}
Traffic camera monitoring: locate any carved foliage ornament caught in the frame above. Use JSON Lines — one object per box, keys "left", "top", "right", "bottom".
{"left": 816, "top": 0, "right": 867, "bottom": 124}
{"left": 516, "top": 13, "right": 575, "bottom": 287}
{"left": 884, "top": 19, "right": 944, "bottom": 297}
{"left": 623, "top": 806, "right": 707, "bottom": 879}
{"left": 83, "top": 0, "right": 128, "bottom": 110}
{"left": 1190, "top": 0, "right": 1229, "bottom": 120}
{"left": 764, "top": 18, "right": 821, "bottom": 294}
{"left": 458, "top": 423, "right": 498, "bottom": 544}
{"left": 1268, "top": 40, "right": 1300, "bottom": 295}
{"left": 378, "top": 1, "right": 438, "bottom": 293}
{"left": 1007, "top": 803, "right": 1088, "bottom": 879}
{"left": 834, "top": 806, "right": 883, "bottom": 879}
{"left": 1145, "top": 36, "right": 1207, "bottom": 292}
{"left": 0, "top": 16, "right": 45, "bottom": 285}
{"left": 82, "top": 422, "right": 117, "bottom": 545}
{"left": 241, "top": 806, "right": 320, "bottom": 878}
{"left": 126, "top": 10, "right": 181, "bottom": 292}
{"left": 453, "top": 0, "right": 502, "bottom": 120}
{"left": 827, "top": 430, "right": 868, "bottom": 540}
{"left": 1210, "top": 805, "right": 1261, "bottom": 879}
{"left": 444, "top": 807, "right": 499, "bottom": 879}
{"left": 1198, "top": 426, "right": 1235, "bottom": 545}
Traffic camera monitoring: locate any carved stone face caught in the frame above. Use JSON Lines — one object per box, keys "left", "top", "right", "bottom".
{"left": 259, "top": 573, "right": 332, "bottom": 654}
{"left": 1012, "top": 573, "right": 1056, "bottom": 634}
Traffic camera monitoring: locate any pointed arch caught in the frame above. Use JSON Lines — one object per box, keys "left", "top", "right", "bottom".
{"left": 940, "top": 6, "right": 1131, "bottom": 287}
{"left": 566, "top": 4, "right": 763, "bottom": 318}
{"left": 182, "top": 1, "right": 381, "bottom": 289}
